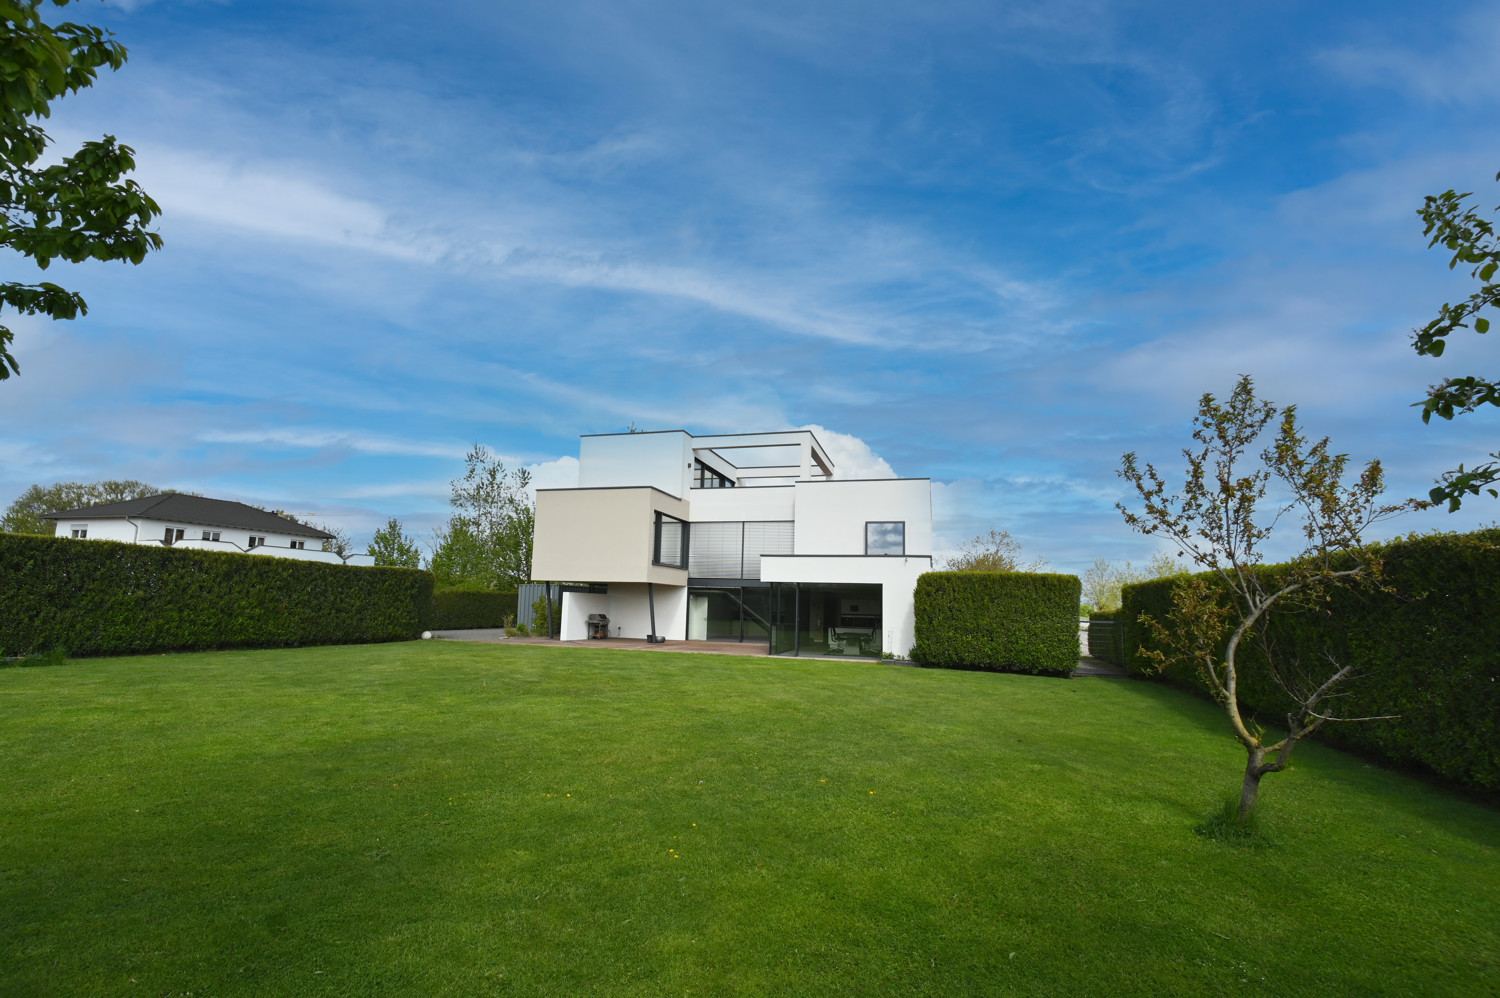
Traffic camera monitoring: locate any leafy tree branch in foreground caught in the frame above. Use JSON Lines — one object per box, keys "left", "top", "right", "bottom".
{"left": 0, "top": 0, "right": 163, "bottom": 381}
{"left": 1412, "top": 170, "right": 1500, "bottom": 509}
{"left": 1118, "top": 375, "right": 1412, "bottom": 824}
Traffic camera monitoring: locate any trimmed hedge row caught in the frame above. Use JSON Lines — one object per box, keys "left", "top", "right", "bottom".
{"left": 913, "top": 571, "right": 1081, "bottom": 677}
{"left": 1119, "top": 528, "right": 1500, "bottom": 792}
{"left": 1, "top": 533, "right": 433, "bottom": 657}
{"left": 430, "top": 588, "right": 518, "bottom": 630}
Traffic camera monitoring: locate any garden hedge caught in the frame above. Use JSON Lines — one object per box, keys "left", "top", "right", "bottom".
{"left": 1118, "top": 528, "right": 1500, "bottom": 793}
{"left": 0, "top": 533, "right": 432, "bottom": 657}
{"left": 912, "top": 571, "right": 1081, "bottom": 677}
{"left": 430, "top": 587, "right": 518, "bottom": 630}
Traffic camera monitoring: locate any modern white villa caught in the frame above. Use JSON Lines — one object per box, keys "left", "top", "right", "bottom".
{"left": 530, "top": 429, "right": 932, "bottom": 657}
{"left": 42, "top": 493, "right": 372, "bottom": 565}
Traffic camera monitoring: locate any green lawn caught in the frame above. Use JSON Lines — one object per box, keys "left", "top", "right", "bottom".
{"left": 1, "top": 643, "right": 1494, "bottom": 997}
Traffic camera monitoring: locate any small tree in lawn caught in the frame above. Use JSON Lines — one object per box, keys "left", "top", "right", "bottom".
{"left": 1118, "top": 376, "right": 1410, "bottom": 824}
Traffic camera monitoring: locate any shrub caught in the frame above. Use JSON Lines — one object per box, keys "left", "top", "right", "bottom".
{"left": 530, "top": 592, "right": 555, "bottom": 638}
{"left": 0, "top": 533, "right": 432, "bottom": 657}
{"left": 1118, "top": 528, "right": 1500, "bottom": 793}
{"left": 429, "top": 588, "right": 518, "bottom": 630}
{"left": 912, "top": 571, "right": 1081, "bottom": 677}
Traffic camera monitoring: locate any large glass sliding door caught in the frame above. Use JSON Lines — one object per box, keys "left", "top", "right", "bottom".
{"left": 770, "top": 583, "right": 798, "bottom": 655}
{"left": 741, "top": 587, "right": 772, "bottom": 642}
{"left": 769, "top": 582, "right": 882, "bottom": 657}
{"left": 687, "top": 585, "right": 775, "bottom": 646}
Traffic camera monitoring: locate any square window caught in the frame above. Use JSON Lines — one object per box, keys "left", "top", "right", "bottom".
{"left": 865, "top": 521, "right": 905, "bottom": 556}
{"left": 70, "top": 525, "right": 87, "bottom": 539}
{"left": 290, "top": 540, "right": 305, "bottom": 550}
{"left": 202, "top": 530, "right": 221, "bottom": 542}
{"left": 249, "top": 535, "right": 266, "bottom": 549}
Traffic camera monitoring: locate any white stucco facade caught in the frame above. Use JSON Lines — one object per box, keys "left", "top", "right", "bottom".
{"left": 534, "top": 429, "right": 932, "bottom": 657}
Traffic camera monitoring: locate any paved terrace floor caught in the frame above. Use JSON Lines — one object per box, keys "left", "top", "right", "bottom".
{"left": 428, "top": 630, "right": 1127, "bottom": 675}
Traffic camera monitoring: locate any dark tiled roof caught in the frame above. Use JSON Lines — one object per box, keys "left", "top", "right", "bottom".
{"left": 42, "top": 493, "right": 334, "bottom": 539}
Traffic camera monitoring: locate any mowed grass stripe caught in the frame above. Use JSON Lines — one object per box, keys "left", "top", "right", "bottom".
{"left": 0, "top": 642, "right": 1493, "bottom": 997}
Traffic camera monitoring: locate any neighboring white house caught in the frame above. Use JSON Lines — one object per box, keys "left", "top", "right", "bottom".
{"left": 530, "top": 429, "right": 932, "bottom": 657}
{"left": 42, "top": 493, "right": 373, "bottom": 566}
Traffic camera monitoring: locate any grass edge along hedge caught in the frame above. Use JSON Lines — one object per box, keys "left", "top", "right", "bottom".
{"left": 1, "top": 533, "right": 433, "bottom": 657}
{"left": 1118, "top": 527, "right": 1500, "bottom": 794}
{"left": 912, "top": 571, "right": 1081, "bottom": 677}
{"left": 430, "top": 587, "right": 519, "bottom": 630}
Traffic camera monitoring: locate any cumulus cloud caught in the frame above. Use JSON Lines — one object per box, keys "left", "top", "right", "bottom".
{"left": 523, "top": 455, "right": 581, "bottom": 493}
{"left": 799, "top": 424, "right": 897, "bottom": 479}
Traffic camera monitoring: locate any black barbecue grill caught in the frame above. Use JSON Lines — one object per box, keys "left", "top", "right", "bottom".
{"left": 586, "top": 613, "right": 610, "bottom": 640}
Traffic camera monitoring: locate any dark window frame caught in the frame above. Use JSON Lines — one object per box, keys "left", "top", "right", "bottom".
{"left": 865, "top": 521, "right": 905, "bottom": 556}
{"left": 693, "top": 459, "right": 736, "bottom": 489}
{"left": 653, "top": 511, "right": 689, "bottom": 569}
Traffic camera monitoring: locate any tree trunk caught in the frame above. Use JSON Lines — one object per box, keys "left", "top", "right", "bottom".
{"left": 1238, "top": 757, "right": 1263, "bottom": 824}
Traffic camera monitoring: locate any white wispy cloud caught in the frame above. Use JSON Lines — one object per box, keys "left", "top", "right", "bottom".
{"left": 1318, "top": 5, "right": 1500, "bottom": 105}
{"left": 134, "top": 146, "right": 432, "bottom": 261}
{"left": 197, "top": 428, "right": 470, "bottom": 459}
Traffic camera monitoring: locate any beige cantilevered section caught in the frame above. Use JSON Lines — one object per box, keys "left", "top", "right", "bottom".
{"left": 530, "top": 486, "right": 690, "bottom": 584}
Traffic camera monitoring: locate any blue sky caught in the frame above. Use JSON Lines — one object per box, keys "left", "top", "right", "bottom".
{"left": 4, "top": 0, "right": 1499, "bottom": 573}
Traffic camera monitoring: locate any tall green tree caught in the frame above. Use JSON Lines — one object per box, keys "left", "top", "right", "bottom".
{"left": 426, "top": 518, "right": 490, "bottom": 589}
{"left": 2, "top": 478, "right": 159, "bottom": 534}
{"left": 1412, "top": 170, "right": 1500, "bottom": 509}
{"left": 1118, "top": 376, "right": 1409, "bottom": 824}
{"left": 369, "top": 516, "right": 420, "bottom": 568}
{"left": 443, "top": 444, "right": 534, "bottom": 590}
{"left": 0, "top": 0, "right": 163, "bottom": 381}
